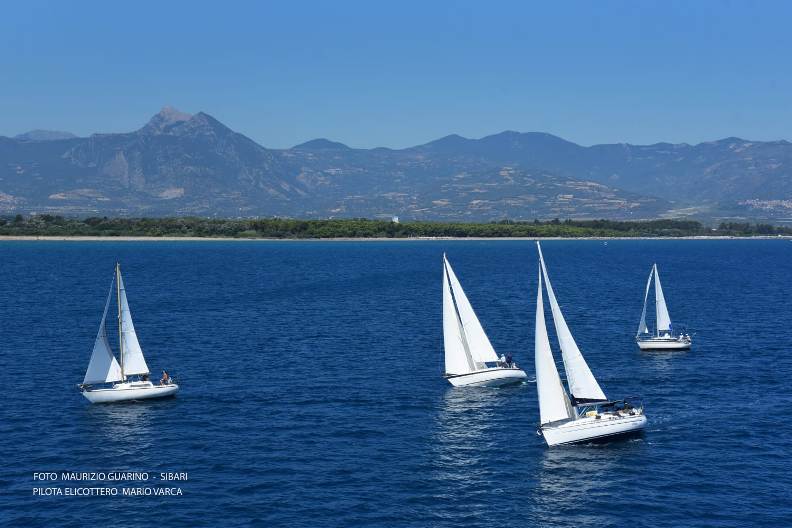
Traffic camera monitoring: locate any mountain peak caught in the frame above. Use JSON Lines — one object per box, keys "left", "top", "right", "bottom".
{"left": 15, "top": 129, "right": 77, "bottom": 141}
{"left": 481, "top": 130, "right": 577, "bottom": 145}
{"left": 157, "top": 106, "right": 193, "bottom": 123}
{"left": 713, "top": 136, "right": 748, "bottom": 144}
{"left": 140, "top": 106, "right": 193, "bottom": 134}
{"left": 417, "top": 134, "right": 470, "bottom": 150}
{"left": 292, "top": 138, "right": 351, "bottom": 150}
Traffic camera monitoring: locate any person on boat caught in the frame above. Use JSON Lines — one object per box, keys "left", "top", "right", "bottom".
{"left": 160, "top": 370, "right": 170, "bottom": 385}
{"left": 141, "top": 373, "right": 149, "bottom": 382}
{"left": 505, "top": 353, "right": 513, "bottom": 367}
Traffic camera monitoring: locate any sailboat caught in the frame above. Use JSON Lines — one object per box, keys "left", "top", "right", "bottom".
{"left": 442, "top": 254, "right": 527, "bottom": 387}
{"left": 79, "top": 263, "right": 179, "bottom": 403}
{"left": 636, "top": 264, "right": 691, "bottom": 350}
{"left": 534, "top": 242, "right": 646, "bottom": 446}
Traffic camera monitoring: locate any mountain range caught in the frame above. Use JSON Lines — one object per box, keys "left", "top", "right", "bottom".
{"left": 2, "top": 107, "right": 790, "bottom": 222}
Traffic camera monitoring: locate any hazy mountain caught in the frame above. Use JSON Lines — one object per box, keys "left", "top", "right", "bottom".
{"left": 0, "top": 108, "right": 789, "bottom": 221}
{"left": 409, "top": 132, "right": 792, "bottom": 203}
{"left": 14, "top": 130, "right": 78, "bottom": 141}
{"left": 404, "top": 131, "right": 792, "bottom": 221}
{"left": 0, "top": 109, "right": 304, "bottom": 216}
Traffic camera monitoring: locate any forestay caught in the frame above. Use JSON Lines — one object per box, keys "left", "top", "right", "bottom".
{"left": 443, "top": 256, "right": 500, "bottom": 367}
{"left": 83, "top": 278, "right": 123, "bottom": 385}
{"left": 537, "top": 242, "right": 606, "bottom": 403}
{"left": 443, "top": 257, "right": 475, "bottom": 374}
{"left": 534, "top": 269, "right": 575, "bottom": 425}
{"left": 118, "top": 271, "right": 150, "bottom": 376}
{"left": 636, "top": 266, "right": 653, "bottom": 336}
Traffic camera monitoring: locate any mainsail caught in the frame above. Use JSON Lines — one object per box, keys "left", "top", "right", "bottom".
{"left": 442, "top": 256, "right": 500, "bottom": 371}
{"left": 653, "top": 265, "right": 672, "bottom": 334}
{"left": 636, "top": 266, "right": 653, "bottom": 336}
{"left": 443, "top": 257, "right": 475, "bottom": 374}
{"left": 537, "top": 242, "right": 606, "bottom": 403}
{"left": 534, "top": 269, "right": 575, "bottom": 425}
{"left": 83, "top": 278, "right": 123, "bottom": 385}
{"left": 118, "top": 270, "right": 150, "bottom": 376}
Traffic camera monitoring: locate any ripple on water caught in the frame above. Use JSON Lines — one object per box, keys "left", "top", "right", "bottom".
{"left": 1, "top": 240, "right": 791, "bottom": 527}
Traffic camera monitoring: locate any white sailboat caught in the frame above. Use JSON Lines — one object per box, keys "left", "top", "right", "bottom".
{"left": 79, "top": 263, "right": 179, "bottom": 403}
{"left": 534, "top": 242, "right": 646, "bottom": 446}
{"left": 636, "top": 264, "right": 691, "bottom": 350}
{"left": 442, "top": 254, "right": 527, "bottom": 387}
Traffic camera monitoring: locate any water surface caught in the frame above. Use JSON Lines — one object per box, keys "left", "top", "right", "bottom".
{"left": 0, "top": 240, "right": 790, "bottom": 527}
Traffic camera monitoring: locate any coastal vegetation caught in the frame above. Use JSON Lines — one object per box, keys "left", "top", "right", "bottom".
{"left": 0, "top": 215, "right": 790, "bottom": 238}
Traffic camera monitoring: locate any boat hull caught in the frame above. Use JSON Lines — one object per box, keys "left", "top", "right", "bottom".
{"left": 541, "top": 413, "right": 647, "bottom": 446}
{"left": 445, "top": 367, "right": 527, "bottom": 387}
{"left": 81, "top": 381, "right": 179, "bottom": 403}
{"left": 636, "top": 337, "right": 691, "bottom": 350}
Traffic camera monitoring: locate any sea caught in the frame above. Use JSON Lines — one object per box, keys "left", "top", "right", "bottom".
{"left": 0, "top": 239, "right": 790, "bottom": 527}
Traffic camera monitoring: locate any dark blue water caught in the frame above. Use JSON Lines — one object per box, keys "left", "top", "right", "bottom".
{"left": 1, "top": 240, "right": 790, "bottom": 527}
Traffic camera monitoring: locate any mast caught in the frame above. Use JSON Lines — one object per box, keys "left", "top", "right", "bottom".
{"left": 655, "top": 266, "right": 659, "bottom": 337}
{"left": 654, "top": 265, "right": 659, "bottom": 337}
{"left": 116, "top": 262, "right": 125, "bottom": 381}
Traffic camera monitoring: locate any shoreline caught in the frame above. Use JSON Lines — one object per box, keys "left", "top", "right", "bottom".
{"left": 1, "top": 235, "right": 790, "bottom": 242}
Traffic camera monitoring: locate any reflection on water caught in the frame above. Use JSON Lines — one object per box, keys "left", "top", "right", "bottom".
{"left": 85, "top": 400, "right": 167, "bottom": 455}
{"left": 640, "top": 348, "right": 690, "bottom": 373}
{"left": 428, "top": 387, "right": 506, "bottom": 521}
{"left": 430, "top": 386, "right": 516, "bottom": 486}
{"left": 533, "top": 438, "right": 646, "bottom": 527}
{"left": 431, "top": 388, "right": 497, "bottom": 483}
{"left": 433, "top": 388, "right": 496, "bottom": 464}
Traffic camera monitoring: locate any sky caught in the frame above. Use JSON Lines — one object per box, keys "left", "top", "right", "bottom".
{"left": 2, "top": 0, "right": 791, "bottom": 149}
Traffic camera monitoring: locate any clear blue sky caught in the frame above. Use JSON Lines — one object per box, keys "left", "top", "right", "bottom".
{"left": 2, "top": 0, "right": 791, "bottom": 148}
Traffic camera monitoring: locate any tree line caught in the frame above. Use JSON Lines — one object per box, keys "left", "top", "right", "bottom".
{"left": 0, "top": 215, "right": 790, "bottom": 238}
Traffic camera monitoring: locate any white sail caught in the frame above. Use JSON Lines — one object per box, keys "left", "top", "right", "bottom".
{"left": 636, "top": 266, "right": 653, "bottom": 336}
{"left": 118, "top": 271, "right": 150, "bottom": 376}
{"left": 83, "top": 278, "right": 123, "bottom": 385}
{"left": 443, "top": 256, "right": 500, "bottom": 367}
{"left": 654, "top": 265, "right": 672, "bottom": 333}
{"left": 535, "top": 269, "right": 575, "bottom": 425}
{"left": 537, "top": 242, "right": 607, "bottom": 402}
{"left": 443, "top": 257, "right": 475, "bottom": 375}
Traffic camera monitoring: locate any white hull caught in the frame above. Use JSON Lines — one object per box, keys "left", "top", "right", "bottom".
{"left": 541, "top": 412, "right": 647, "bottom": 446}
{"left": 636, "top": 336, "right": 691, "bottom": 350}
{"left": 445, "top": 367, "right": 527, "bottom": 387}
{"left": 81, "top": 381, "right": 179, "bottom": 403}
